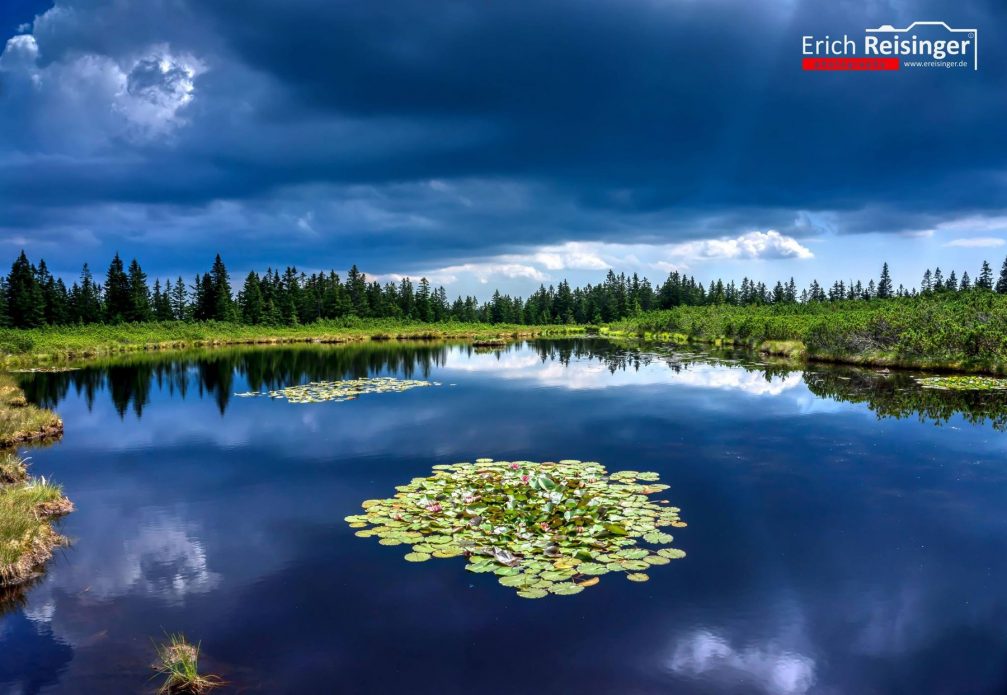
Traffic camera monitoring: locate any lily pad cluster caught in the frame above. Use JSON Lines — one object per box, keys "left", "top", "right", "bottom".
{"left": 235, "top": 377, "right": 438, "bottom": 403}
{"left": 346, "top": 459, "right": 687, "bottom": 598}
{"left": 915, "top": 375, "right": 1007, "bottom": 391}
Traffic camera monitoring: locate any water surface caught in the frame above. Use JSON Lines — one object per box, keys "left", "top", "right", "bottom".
{"left": 4, "top": 339, "right": 1007, "bottom": 694}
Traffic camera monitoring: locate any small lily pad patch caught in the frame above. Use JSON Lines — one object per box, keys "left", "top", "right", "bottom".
{"left": 915, "top": 375, "right": 1007, "bottom": 391}
{"left": 347, "top": 458, "right": 687, "bottom": 598}
{"left": 235, "top": 377, "right": 438, "bottom": 403}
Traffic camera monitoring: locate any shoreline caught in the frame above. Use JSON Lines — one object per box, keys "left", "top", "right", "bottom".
{"left": 1, "top": 321, "right": 585, "bottom": 368}
{"left": 603, "top": 329, "right": 1007, "bottom": 376}
{"left": 0, "top": 450, "right": 73, "bottom": 589}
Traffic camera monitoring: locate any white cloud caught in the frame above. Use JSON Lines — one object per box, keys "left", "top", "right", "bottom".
{"left": 0, "top": 32, "right": 204, "bottom": 146}
{"left": 904, "top": 214, "right": 1007, "bottom": 242}
{"left": 382, "top": 261, "right": 547, "bottom": 285}
{"left": 0, "top": 34, "right": 39, "bottom": 70}
{"left": 943, "top": 237, "right": 1005, "bottom": 248}
{"left": 531, "top": 242, "right": 609, "bottom": 271}
{"left": 445, "top": 350, "right": 805, "bottom": 395}
{"left": 672, "top": 230, "right": 814, "bottom": 261}
{"left": 376, "top": 230, "right": 812, "bottom": 289}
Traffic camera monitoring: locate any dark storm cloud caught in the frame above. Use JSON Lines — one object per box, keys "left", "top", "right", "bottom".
{"left": 0, "top": 0, "right": 1005, "bottom": 278}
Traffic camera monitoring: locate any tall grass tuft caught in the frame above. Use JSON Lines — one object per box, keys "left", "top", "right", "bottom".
{"left": 153, "top": 634, "right": 222, "bottom": 694}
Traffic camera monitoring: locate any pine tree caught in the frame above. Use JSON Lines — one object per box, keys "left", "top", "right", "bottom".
{"left": 960, "top": 271, "right": 972, "bottom": 291}
{"left": 153, "top": 280, "right": 174, "bottom": 320}
{"left": 171, "top": 276, "right": 188, "bottom": 319}
{"left": 126, "top": 258, "right": 152, "bottom": 322}
{"left": 238, "top": 271, "right": 264, "bottom": 324}
{"left": 414, "top": 278, "right": 432, "bottom": 321}
{"left": 996, "top": 257, "right": 1007, "bottom": 294}
{"left": 978, "top": 261, "right": 994, "bottom": 290}
{"left": 210, "top": 254, "right": 235, "bottom": 321}
{"left": 104, "top": 253, "right": 131, "bottom": 323}
{"left": 36, "top": 259, "right": 68, "bottom": 324}
{"left": 6, "top": 251, "right": 44, "bottom": 328}
{"left": 877, "top": 262, "right": 893, "bottom": 299}
{"left": 73, "top": 263, "right": 103, "bottom": 323}
{"left": 347, "top": 265, "right": 369, "bottom": 317}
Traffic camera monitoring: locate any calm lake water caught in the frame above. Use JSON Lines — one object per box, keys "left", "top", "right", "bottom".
{"left": 4, "top": 339, "right": 1007, "bottom": 694}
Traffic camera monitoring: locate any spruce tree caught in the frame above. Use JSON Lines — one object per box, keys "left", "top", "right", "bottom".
{"left": 238, "top": 271, "right": 264, "bottom": 324}
{"left": 996, "top": 257, "right": 1007, "bottom": 294}
{"left": 978, "top": 261, "right": 994, "bottom": 290}
{"left": 6, "top": 251, "right": 44, "bottom": 328}
{"left": 153, "top": 280, "right": 174, "bottom": 320}
{"left": 172, "top": 276, "right": 188, "bottom": 319}
{"left": 877, "top": 262, "right": 893, "bottom": 299}
{"left": 104, "top": 253, "right": 131, "bottom": 323}
{"left": 126, "top": 258, "right": 152, "bottom": 322}
{"left": 73, "top": 263, "right": 103, "bottom": 323}
{"left": 210, "top": 254, "right": 235, "bottom": 321}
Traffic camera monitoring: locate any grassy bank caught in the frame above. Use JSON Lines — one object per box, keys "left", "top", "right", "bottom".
{"left": 0, "top": 451, "right": 73, "bottom": 586}
{"left": 0, "top": 374, "right": 64, "bottom": 447}
{"left": 609, "top": 292, "right": 1007, "bottom": 374}
{"left": 0, "top": 319, "right": 585, "bottom": 367}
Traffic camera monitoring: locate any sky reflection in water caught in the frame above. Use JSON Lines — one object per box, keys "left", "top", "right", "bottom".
{"left": 3, "top": 339, "right": 1007, "bottom": 694}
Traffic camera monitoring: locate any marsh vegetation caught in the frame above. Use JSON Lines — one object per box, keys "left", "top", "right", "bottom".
{"left": 0, "top": 452, "right": 72, "bottom": 587}
{"left": 153, "top": 634, "right": 222, "bottom": 695}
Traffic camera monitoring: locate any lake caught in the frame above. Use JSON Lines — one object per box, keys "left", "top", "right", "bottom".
{"left": 3, "top": 338, "right": 1007, "bottom": 694}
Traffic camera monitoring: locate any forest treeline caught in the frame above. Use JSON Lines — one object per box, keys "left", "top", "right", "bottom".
{"left": 3, "top": 250, "right": 1007, "bottom": 329}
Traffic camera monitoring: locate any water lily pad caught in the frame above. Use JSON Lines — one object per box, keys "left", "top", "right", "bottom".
{"left": 550, "top": 583, "right": 585, "bottom": 596}
{"left": 657, "top": 548, "right": 687, "bottom": 559}
{"left": 349, "top": 458, "right": 687, "bottom": 597}
{"left": 626, "top": 573, "right": 650, "bottom": 582}
{"left": 915, "top": 375, "right": 1007, "bottom": 391}
{"left": 235, "top": 377, "right": 437, "bottom": 404}
{"left": 620, "top": 560, "right": 650, "bottom": 571}
{"left": 499, "top": 574, "right": 532, "bottom": 588}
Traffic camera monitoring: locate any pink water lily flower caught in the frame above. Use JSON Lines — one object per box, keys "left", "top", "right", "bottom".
{"left": 426, "top": 503, "right": 442, "bottom": 513}
{"left": 521, "top": 475, "right": 530, "bottom": 484}
{"left": 510, "top": 463, "right": 520, "bottom": 470}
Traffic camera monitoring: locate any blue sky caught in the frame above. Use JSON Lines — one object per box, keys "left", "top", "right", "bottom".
{"left": 1, "top": 0, "right": 1004, "bottom": 298}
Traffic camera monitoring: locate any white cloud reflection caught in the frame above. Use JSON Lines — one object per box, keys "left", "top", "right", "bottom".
{"left": 446, "top": 351, "right": 804, "bottom": 396}
{"left": 669, "top": 629, "right": 816, "bottom": 695}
